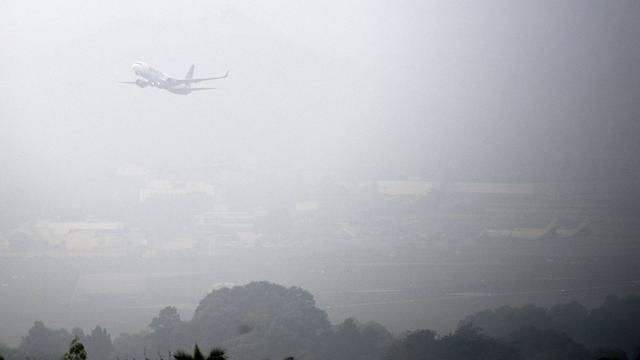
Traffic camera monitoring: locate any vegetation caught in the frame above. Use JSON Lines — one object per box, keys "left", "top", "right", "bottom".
{"left": 383, "top": 323, "right": 522, "bottom": 360}
{"left": 506, "top": 326, "right": 591, "bottom": 359}
{"left": 62, "top": 338, "right": 87, "bottom": 360}
{"left": 464, "top": 295, "right": 640, "bottom": 356}
{"left": 173, "top": 344, "right": 227, "bottom": 360}
{"left": 14, "top": 322, "right": 113, "bottom": 360}
{"left": 19, "top": 321, "right": 73, "bottom": 360}
{"left": 0, "top": 341, "right": 26, "bottom": 360}
{"left": 3, "top": 282, "right": 640, "bottom": 360}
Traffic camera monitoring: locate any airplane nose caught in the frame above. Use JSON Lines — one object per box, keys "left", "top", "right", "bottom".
{"left": 132, "top": 63, "right": 140, "bottom": 74}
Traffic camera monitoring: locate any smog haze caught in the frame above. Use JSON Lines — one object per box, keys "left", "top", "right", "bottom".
{"left": 2, "top": 1, "right": 640, "bottom": 360}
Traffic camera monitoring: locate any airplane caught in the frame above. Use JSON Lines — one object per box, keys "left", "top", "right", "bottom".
{"left": 481, "top": 218, "right": 559, "bottom": 241}
{"left": 479, "top": 217, "right": 593, "bottom": 242}
{"left": 120, "top": 61, "right": 229, "bottom": 95}
{"left": 554, "top": 217, "right": 592, "bottom": 239}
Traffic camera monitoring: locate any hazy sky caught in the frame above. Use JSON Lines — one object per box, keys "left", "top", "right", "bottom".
{"left": 2, "top": 0, "right": 640, "bottom": 190}
{"left": 2, "top": 0, "right": 640, "bottom": 347}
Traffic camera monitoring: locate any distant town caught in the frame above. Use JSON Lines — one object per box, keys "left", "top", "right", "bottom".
{"left": 1, "top": 163, "right": 636, "bottom": 257}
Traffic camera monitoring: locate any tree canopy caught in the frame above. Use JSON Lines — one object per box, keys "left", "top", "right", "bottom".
{"left": 62, "top": 337, "right": 87, "bottom": 360}
{"left": 4, "top": 284, "right": 640, "bottom": 360}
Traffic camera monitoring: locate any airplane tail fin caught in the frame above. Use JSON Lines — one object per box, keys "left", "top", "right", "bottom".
{"left": 185, "top": 65, "right": 195, "bottom": 80}
{"left": 185, "top": 65, "right": 195, "bottom": 89}
{"left": 534, "top": 218, "right": 559, "bottom": 241}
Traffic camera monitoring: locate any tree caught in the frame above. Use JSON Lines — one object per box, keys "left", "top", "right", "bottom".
{"left": 438, "top": 323, "right": 523, "bottom": 360}
{"left": 549, "top": 301, "right": 588, "bottom": 341}
{"left": 507, "top": 326, "right": 591, "bottom": 360}
{"left": 593, "top": 348, "right": 629, "bottom": 360}
{"left": 150, "top": 306, "right": 182, "bottom": 335}
{"left": 173, "top": 344, "right": 227, "bottom": 360}
{"left": 326, "top": 318, "right": 393, "bottom": 360}
{"left": 147, "top": 306, "right": 190, "bottom": 355}
{"left": 112, "top": 332, "right": 147, "bottom": 360}
{"left": 19, "top": 321, "right": 73, "bottom": 360}
{"left": 465, "top": 295, "right": 640, "bottom": 356}
{"left": 586, "top": 295, "right": 640, "bottom": 355}
{"left": 382, "top": 329, "right": 438, "bottom": 360}
{"left": 190, "top": 281, "right": 331, "bottom": 356}
{"left": 383, "top": 324, "right": 523, "bottom": 360}
{"left": 1, "top": 341, "right": 27, "bottom": 360}
{"left": 62, "top": 338, "right": 87, "bottom": 360}
{"left": 84, "top": 326, "right": 114, "bottom": 360}
{"left": 463, "top": 305, "right": 552, "bottom": 339}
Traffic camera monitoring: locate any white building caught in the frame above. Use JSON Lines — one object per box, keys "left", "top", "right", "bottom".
{"left": 139, "top": 180, "right": 215, "bottom": 203}
{"left": 35, "top": 221, "right": 126, "bottom": 251}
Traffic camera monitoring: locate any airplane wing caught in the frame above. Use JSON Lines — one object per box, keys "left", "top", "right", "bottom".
{"left": 175, "top": 70, "right": 229, "bottom": 84}
{"left": 119, "top": 80, "right": 149, "bottom": 88}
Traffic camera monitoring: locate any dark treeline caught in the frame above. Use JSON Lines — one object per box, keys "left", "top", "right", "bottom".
{"left": 465, "top": 294, "right": 640, "bottom": 357}
{"left": 1, "top": 282, "right": 639, "bottom": 360}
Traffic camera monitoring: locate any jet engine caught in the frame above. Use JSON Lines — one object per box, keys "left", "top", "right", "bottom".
{"left": 135, "top": 79, "right": 150, "bottom": 88}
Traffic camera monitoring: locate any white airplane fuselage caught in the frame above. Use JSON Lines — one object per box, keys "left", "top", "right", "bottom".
{"left": 132, "top": 62, "right": 191, "bottom": 94}
{"left": 125, "top": 61, "right": 227, "bottom": 95}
